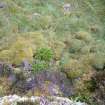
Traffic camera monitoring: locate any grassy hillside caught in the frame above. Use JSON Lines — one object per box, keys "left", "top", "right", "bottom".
{"left": 0, "top": 0, "right": 105, "bottom": 104}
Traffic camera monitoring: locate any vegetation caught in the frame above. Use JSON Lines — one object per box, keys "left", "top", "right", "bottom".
{"left": 0, "top": 0, "right": 105, "bottom": 104}
{"left": 32, "top": 60, "right": 49, "bottom": 73}
{"left": 32, "top": 48, "right": 53, "bottom": 73}
{"left": 35, "top": 48, "right": 53, "bottom": 61}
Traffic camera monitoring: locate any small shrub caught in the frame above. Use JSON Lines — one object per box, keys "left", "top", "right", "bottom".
{"left": 71, "top": 95, "right": 97, "bottom": 105}
{"left": 32, "top": 48, "right": 53, "bottom": 73}
{"left": 35, "top": 48, "right": 53, "bottom": 61}
{"left": 32, "top": 60, "right": 48, "bottom": 73}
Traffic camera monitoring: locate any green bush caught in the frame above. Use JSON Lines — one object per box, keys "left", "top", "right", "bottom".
{"left": 35, "top": 48, "right": 53, "bottom": 61}
{"left": 32, "top": 48, "right": 53, "bottom": 73}
{"left": 32, "top": 60, "right": 48, "bottom": 73}
{"left": 71, "top": 95, "right": 97, "bottom": 105}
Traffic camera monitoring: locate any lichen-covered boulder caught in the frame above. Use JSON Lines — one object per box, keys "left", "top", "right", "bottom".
{"left": 9, "top": 70, "right": 74, "bottom": 97}
{"left": 0, "top": 95, "right": 87, "bottom": 105}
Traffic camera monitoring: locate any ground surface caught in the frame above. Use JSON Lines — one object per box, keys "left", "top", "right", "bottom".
{"left": 0, "top": 0, "right": 105, "bottom": 105}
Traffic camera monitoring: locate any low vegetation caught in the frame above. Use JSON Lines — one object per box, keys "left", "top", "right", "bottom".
{"left": 0, "top": 0, "right": 105, "bottom": 104}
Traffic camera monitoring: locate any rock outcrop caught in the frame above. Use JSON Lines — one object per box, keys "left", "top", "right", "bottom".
{"left": 0, "top": 95, "right": 86, "bottom": 105}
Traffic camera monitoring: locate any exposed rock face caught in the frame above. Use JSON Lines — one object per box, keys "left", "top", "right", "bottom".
{"left": 0, "top": 63, "right": 74, "bottom": 97}
{"left": 34, "top": 71, "right": 74, "bottom": 95}
{"left": 91, "top": 72, "right": 105, "bottom": 105}
{"left": 0, "top": 95, "right": 86, "bottom": 105}
{"left": 0, "top": 2, "right": 6, "bottom": 8}
{"left": 11, "top": 70, "right": 74, "bottom": 97}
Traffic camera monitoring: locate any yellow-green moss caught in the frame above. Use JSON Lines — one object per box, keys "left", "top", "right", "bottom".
{"left": 0, "top": 32, "right": 47, "bottom": 64}
{"left": 48, "top": 40, "right": 65, "bottom": 60}
{"left": 75, "top": 31, "right": 92, "bottom": 42}
{"left": 62, "top": 59, "right": 85, "bottom": 78}
{"left": 0, "top": 77, "right": 11, "bottom": 96}
{"left": 38, "top": 16, "right": 53, "bottom": 29}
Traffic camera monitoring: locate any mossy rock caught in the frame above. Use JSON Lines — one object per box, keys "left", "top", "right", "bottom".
{"left": 62, "top": 59, "right": 84, "bottom": 78}
{"left": 91, "top": 53, "right": 105, "bottom": 70}
{"left": 67, "top": 69, "right": 84, "bottom": 79}
{"left": 69, "top": 39, "right": 85, "bottom": 53}
{"left": 26, "top": 88, "right": 42, "bottom": 96}
{"left": 11, "top": 37, "right": 34, "bottom": 64}
{"left": 0, "top": 32, "right": 47, "bottom": 64}
{"left": 0, "top": 37, "right": 33, "bottom": 64}
{"left": 75, "top": 31, "right": 92, "bottom": 42}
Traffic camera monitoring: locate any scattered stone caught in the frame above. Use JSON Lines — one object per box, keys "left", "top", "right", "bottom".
{"left": 0, "top": 2, "right": 6, "bottom": 8}
{"left": 63, "top": 3, "right": 72, "bottom": 15}
{"left": 91, "top": 72, "right": 105, "bottom": 105}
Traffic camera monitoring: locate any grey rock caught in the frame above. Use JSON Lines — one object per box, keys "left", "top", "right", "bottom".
{"left": 0, "top": 2, "right": 6, "bottom": 8}
{"left": 0, "top": 95, "right": 87, "bottom": 105}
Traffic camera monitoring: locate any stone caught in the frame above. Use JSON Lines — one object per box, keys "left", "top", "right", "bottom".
{"left": 0, "top": 2, "right": 6, "bottom": 8}
{"left": 91, "top": 72, "right": 105, "bottom": 105}
{"left": 62, "top": 59, "right": 84, "bottom": 79}
{"left": 0, "top": 95, "right": 87, "bottom": 105}
{"left": 34, "top": 70, "right": 74, "bottom": 97}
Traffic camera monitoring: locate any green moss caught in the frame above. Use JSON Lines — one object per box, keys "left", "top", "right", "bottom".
{"left": 61, "top": 59, "right": 85, "bottom": 79}
{"left": 75, "top": 31, "right": 92, "bottom": 42}
{"left": 0, "top": 37, "right": 33, "bottom": 64}
{"left": 67, "top": 69, "right": 84, "bottom": 79}
{"left": 0, "top": 32, "right": 47, "bottom": 64}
